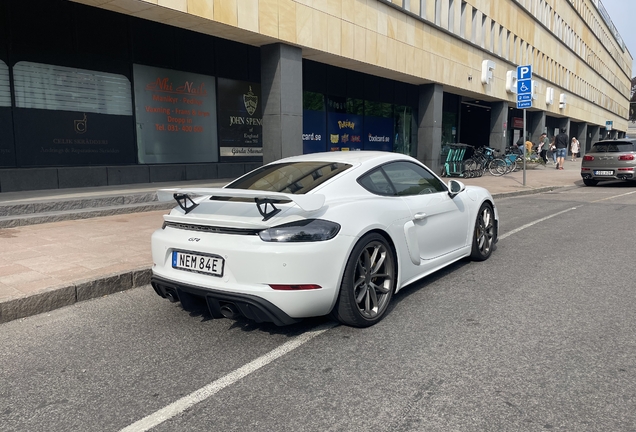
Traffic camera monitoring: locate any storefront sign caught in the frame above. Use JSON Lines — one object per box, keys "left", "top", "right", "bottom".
{"left": 133, "top": 64, "right": 218, "bottom": 164}
{"left": 14, "top": 110, "right": 135, "bottom": 166}
{"left": 217, "top": 78, "right": 262, "bottom": 162}
{"left": 11, "top": 61, "right": 135, "bottom": 166}
{"left": 327, "top": 112, "right": 363, "bottom": 151}
{"left": 513, "top": 117, "right": 524, "bottom": 129}
{"left": 302, "top": 110, "right": 326, "bottom": 154}
{"left": 363, "top": 116, "right": 393, "bottom": 152}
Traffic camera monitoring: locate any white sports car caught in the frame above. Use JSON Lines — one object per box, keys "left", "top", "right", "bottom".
{"left": 151, "top": 151, "right": 498, "bottom": 327}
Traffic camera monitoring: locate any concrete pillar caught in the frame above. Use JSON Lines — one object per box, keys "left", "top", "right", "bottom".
{"left": 261, "top": 43, "right": 303, "bottom": 164}
{"left": 558, "top": 117, "right": 570, "bottom": 136}
{"left": 588, "top": 125, "right": 600, "bottom": 151}
{"left": 489, "top": 102, "right": 507, "bottom": 152}
{"left": 529, "top": 111, "right": 546, "bottom": 143}
{"left": 574, "top": 123, "right": 587, "bottom": 157}
{"left": 417, "top": 84, "right": 443, "bottom": 173}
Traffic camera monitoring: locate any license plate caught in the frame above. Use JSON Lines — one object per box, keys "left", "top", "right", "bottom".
{"left": 594, "top": 170, "right": 614, "bottom": 176}
{"left": 172, "top": 250, "right": 224, "bottom": 277}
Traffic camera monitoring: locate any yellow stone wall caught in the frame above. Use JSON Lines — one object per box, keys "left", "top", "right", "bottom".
{"left": 79, "top": 0, "right": 633, "bottom": 132}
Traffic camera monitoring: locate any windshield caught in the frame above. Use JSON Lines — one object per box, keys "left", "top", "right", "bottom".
{"left": 591, "top": 142, "right": 635, "bottom": 153}
{"left": 226, "top": 162, "right": 352, "bottom": 194}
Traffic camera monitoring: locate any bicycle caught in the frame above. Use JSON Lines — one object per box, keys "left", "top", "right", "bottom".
{"left": 487, "top": 148, "right": 522, "bottom": 176}
{"left": 462, "top": 146, "right": 496, "bottom": 178}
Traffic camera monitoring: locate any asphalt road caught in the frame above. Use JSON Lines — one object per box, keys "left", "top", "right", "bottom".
{"left": 1, "top": 184, "right": 636, "bottom": 432}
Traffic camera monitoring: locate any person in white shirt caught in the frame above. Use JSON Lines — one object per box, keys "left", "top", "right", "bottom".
{"left": 570, "top": 137, "right": 580, "bottom": 162}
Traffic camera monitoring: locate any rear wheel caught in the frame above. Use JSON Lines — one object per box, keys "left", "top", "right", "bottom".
{"left": 470, "top": 203, "right": 495, "bottom": 261}
{"left": 583, "top": 178, "right": 599, "bottom": 186}
{"left": 331, "top": 233, "right": 396, "bottom": 327}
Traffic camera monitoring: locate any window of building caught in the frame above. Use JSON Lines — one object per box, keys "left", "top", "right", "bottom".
{"left": 471, "top": 9, "right": 478, "bottom": 44}
{"left": 435, "top": 0, "right": 442, "bottom": 26}
{"left": 13, "top": 61, "right": 132, "bottom": 115}
{"left": 460, "top": 1, "right": 467, "bottom": 38}
{"left": 0, "top": 61, "right": 10, "bottom": 108}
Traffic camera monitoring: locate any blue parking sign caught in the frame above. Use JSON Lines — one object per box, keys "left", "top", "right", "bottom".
{"left": 516, "top": 65, "right": 532, "bottom": 109}
{"left": 517, "top": 65, "right": 532, "bottom": 80}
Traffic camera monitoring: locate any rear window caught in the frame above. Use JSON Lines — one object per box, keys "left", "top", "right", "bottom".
{"left": 591, "top": 142, "right": 635, "bottom": 153}
{"left": 226, "top": 162, "right": 352, "bottom": 194}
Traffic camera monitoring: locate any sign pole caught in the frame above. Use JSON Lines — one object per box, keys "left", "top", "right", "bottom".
{"left": 522, "top": 109, "right": 526, "bottom": 186}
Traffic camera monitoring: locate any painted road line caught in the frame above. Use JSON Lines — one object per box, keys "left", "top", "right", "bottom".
{"left": 499, "top": 207, "right": 578, "bottom": 240}
{"left": 119, "top": 322, "right": 337, "bottom": 432}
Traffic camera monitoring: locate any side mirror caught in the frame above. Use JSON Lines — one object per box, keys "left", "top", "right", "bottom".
{"left": 448, "top": 179, "right": 466, "bottom": 198}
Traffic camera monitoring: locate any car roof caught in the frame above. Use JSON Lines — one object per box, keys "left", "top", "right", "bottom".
{"left": 594, "top": 138, "right": 636, "bottom": 144}
{"left": 269, "top": 151, "right": 416, "bottom": 167}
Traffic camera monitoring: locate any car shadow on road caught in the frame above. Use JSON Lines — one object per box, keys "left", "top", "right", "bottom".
{"left": 386, "top": 258, "right": 473, "bottom": 316}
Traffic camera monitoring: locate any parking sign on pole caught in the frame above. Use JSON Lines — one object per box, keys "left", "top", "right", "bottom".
{"left": 516, "top": 65, "right": 532, "bottom": 186}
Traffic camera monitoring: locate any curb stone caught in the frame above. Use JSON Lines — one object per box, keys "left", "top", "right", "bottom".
{"left": 0, "top": 268, "right": 152, "bottom": 324}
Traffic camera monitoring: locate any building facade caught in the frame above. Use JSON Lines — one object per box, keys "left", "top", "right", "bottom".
{"left": 0, "top": 0, "right": 631, "bottom": 191}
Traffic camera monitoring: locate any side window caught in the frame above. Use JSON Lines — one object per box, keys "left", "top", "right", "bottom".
{"left": 358, "top": 169, "right": 396, "bottom": 196}
{"left": 382, "top": 161, "right": 446, "bottom": 196}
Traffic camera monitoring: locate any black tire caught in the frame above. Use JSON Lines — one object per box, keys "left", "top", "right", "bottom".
{"left": 331, "top": 233, "right": 396, "bottom": 327}
{"left": 583, "top": 178, "right": 598, "bottom": 186}
{"left": 488, "top": 159, "right": 506, "bottom": 176}
{"left": 470, "top": 203, "right": 495, "bottom": 261}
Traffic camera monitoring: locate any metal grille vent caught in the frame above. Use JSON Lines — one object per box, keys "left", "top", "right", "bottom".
{"left": 164, "top": 221, "right": 261, "bottom": 236}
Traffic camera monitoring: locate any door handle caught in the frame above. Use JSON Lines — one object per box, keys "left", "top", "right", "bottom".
{"left": 413, "top": 212, "right": 427, "bottom": 220}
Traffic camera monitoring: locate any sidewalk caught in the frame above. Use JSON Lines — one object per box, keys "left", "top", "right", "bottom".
{"left": 0, "top": 160, "right": 583, "bottom": 324}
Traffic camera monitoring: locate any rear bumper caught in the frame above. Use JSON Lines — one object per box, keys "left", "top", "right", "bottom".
{"left": 581, "top": 168, "right": 634, "bottom": 180}
{"left": 151, "top": 275, "right": 301, "bottom": 326}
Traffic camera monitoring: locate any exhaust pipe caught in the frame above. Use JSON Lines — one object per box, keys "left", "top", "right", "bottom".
{"left": 219, "top": 303, "right": 240, "bottom": 319}
{"left": 164, "top": 289, "right": 179, "bottom": 303}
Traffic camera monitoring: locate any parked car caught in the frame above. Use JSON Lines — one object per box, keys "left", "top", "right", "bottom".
{"left": 150, "top": 151, "right": 498, "bottom": 327}
{"left": 581, "top": 138, "right": 636, "bottom": 186}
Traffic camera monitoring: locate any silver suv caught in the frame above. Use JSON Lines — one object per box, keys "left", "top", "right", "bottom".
{"left": 581, "top": 138, "right": 636, "bottom": 186}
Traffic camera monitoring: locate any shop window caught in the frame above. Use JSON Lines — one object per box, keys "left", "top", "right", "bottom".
{"left": 13, "top": 61, "right": 132, "bottom": 115}
{"left": 303, "top": 91, "right": 326, "bottom": 154}
{"left": 394, "top": 105, "right": 416, "bottom": 157}
{"left": 0, "top": 61, "right": 10, "bottom": 107}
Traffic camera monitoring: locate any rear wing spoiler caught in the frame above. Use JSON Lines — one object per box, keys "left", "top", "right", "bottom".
{"left": 156, "top": 188, "right": 325, "bottom": 221}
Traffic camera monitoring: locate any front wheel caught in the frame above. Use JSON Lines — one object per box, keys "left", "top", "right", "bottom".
{"left": 470, "top": 203, "right": 496, "bottom": 261}
{"left": 488, "top": 159, "right": 506, "bottom": 176}
{"left": 331, "top": 233, "right": 396, "bottom": 327}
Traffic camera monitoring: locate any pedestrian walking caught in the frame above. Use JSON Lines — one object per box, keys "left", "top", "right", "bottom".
{"left": 570, "top": 136, "right": 580, "bottom": 161}
{"left": 515, "top": 136, "right": 525, "bottom": 155}
{"left": 554, "top": 128, "right": 569, "bottom": 170}
{"left": 538, "top": 133, "right": 550, "bottom": 163}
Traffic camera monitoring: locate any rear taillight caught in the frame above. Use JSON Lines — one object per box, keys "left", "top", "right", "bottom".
{"left": 583, "top": 155, "right": 594, "bottom": 161}
{"left": 618, "top": 155, "right": 635, "bottom": 161}
{"left": 269, "top": 284, "right": 322, "bottom": 290}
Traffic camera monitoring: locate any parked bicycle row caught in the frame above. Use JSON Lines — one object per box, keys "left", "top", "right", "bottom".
{"left": 441, "top": 143, "right": 544, "bottom": 178}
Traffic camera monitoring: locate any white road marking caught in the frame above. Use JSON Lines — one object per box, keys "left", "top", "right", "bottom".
{"left": 499, "top": 207, "right": 578, "bottom": 240}
{"left": 119, "top": 322, "right": 337, "bottom": 432}
{"left": 499, "top": 189, "right": 636, "bottom": 240}
{"left": 591, "top": 190, "right": 636, "bottom": 203}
